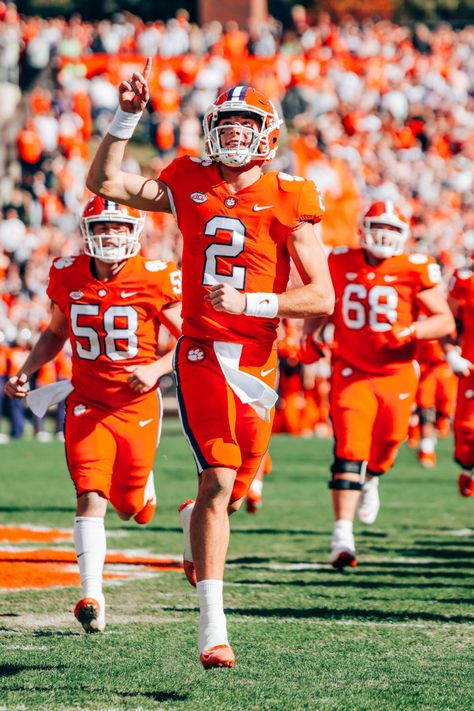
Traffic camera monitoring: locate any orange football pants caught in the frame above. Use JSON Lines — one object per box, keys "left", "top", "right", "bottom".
{"left": 64, "top": 391, "right": 161, "bottom": 516}
{"left": 453, "top": 373, "right": 474, "bottom": 468}
{"left": 174, "top": 336, "right": 276, "bottom": 502}
{"left": 417, "top": 361, "right": 457, "bottom": 416}
{"left": 330, "top": 360, "right": 418, "bottom": 473}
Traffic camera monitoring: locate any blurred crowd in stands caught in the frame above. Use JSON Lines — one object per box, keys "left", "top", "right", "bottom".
{"left": 0, "top": 2, "right": 473, "bottom": 440}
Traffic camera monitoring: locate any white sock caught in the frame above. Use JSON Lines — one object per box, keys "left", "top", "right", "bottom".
{"left": 179, "top": 501, "right": 194, "bottom": 562}
{"left": 73, "top": 516, "right": 106, "bottom": 605}
{"left": 419, "top": 437, "right": 436, "bottom": 454}
{"left": 197, "top": 579, "right": 228, "bottom": 653}
{"left": 334, "top": 519, "right": 353, "bottom": 536}
{"left": 249, "top": 479, "right": 263, "bottom": 495}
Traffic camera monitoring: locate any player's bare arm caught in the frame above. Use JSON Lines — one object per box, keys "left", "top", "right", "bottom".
{"left": 4, "top": 305, "right": 69, "bottom": 399}
{"left": 415, "top": 286, "right": 455, "bottom": 339}
{"left": 280, "top": 222, "right": 334, "bottom": 317}
{"left": 86, "top": 58, "right": 171, "bottom": 213}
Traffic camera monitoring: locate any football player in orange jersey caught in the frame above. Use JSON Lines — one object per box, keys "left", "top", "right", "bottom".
{"left": 5, "top": 195, "right": 183, "bottom": 633}
{"left": 86, "top": 58, "right": 334, "bottom": 668}
{"left": 304, "top": 201, "right": 454, "bottom": 570}
{"left": 411, "top": 336, "right": 457, "bottom": 468}
{"left": 446, "top": 266, "right": 474, "bottom": 497}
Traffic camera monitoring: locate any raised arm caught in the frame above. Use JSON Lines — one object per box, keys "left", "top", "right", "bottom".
{"left": 86, "top": 57, "right": 171, "bottom": 213}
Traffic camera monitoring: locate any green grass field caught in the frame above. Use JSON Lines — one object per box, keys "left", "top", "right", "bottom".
{"left": 1, "top": 420, "right": 473, "bottom": 711}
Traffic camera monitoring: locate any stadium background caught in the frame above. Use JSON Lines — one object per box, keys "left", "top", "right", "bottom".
{"left": 0, "top": 0, "right": 473, "bottom": 442}
{"left": 0, "top": 4, "right": 473, "bottom": 709}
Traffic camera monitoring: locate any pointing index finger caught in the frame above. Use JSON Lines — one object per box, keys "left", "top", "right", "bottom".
{"left": 143, "top": 56, "right": 152, "bottom": 80}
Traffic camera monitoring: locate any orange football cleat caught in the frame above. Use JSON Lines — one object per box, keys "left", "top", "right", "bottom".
{"left": 74, "top": 597, "right": 105, "bottom": 633}
{"left": 134, "top": 499, "right": 156, "bottom": 524}
{"left": 458, "top": 471, "right": 474, "bottom": 497}
{"left": 200, "top": 644, "right": 235, "bottom": 669}
{"left": 246, "top": 489, "right": 262, "bottom": 514}
{"left": 331, "top": 551, "right": 357, "bottom": 571}
{"left": 418, "top": 450, "right": 436, "bottom": 468}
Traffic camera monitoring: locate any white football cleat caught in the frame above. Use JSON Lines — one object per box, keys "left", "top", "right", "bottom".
{"left": 74, "top": 596, "right": 105, "bottom": 633}
{"left": 330, "top": 528, "right": 357, "bottom": 570}
{"left": 357, "top": 477, "right": 380, "bottom": 525}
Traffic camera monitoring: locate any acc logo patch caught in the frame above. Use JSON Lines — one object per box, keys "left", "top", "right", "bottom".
{"left": 224, "top": 196, "right": 237, "bottom": 209}
{"left": 186, "top": 347, "right": 205, "bottom": 363}
{"left": 54, "top": 257, "right": 75, "bottom": 270}
{"left": 190, "top": 192, "right": 208, "bottom": 204}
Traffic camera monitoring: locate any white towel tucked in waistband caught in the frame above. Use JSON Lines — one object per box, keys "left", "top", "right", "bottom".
{"left": 213, "top": 341, "right": 278, "bottom": 422}
{"left": 26, "top": 380, "right": 74, "bottom": 418}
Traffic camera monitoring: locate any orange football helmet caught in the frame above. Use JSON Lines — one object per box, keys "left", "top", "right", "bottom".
{"left": 203, "top": 86, "right": 282, "bottom": 167}
{"left": 80, "top": 196, "right": 145, "bottom": 263}
{"left": 361, "top": 200, "right": 410, "bottom": 259}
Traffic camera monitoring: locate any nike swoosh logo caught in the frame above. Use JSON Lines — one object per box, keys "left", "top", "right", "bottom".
{"left": 261, "top": 368, "right": 275, "bottom": 377}
{"left": 121, "top": 290, "right": 137, "bottom": 298}
{"left": 253, "top": 204, "right": 273, "bottom": 212}
{"left": 399, "top": 392, "right": 411, "bottom": 400}
{"left": 139, "top": 418, "right": 154, "bottom": 427}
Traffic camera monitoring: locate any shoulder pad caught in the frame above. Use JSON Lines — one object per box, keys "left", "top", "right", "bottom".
{"left": 277, "top": 172, "right": 306, "bottom": 192}
{"left": 145, "top": 260, "right": 168, "bottom": 272}
{"left": 53, "top": 257, "right": 76, "bottom": 270}
{"left": 189, "top": 156, "right": 213, "bottom": 167}
{"left": 408, "top": 254, "right": 429, "bottom": 265}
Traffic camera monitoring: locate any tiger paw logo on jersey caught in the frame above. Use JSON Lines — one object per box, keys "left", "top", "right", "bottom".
{"left": 190, "top": 192, "right": 208, "bottom": 204}
{"left": 186, "top": 347, "right": 205, "bottom": 363}
{"left": 73, "top": 404, "right": 88, "bottom": 416}
{"left": 224, "top": 196, "right": 237, "bottom": 209}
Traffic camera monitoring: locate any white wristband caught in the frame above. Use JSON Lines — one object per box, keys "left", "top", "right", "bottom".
{"left": 108, "top": 107, "right": 143, "bottom": 140}
{"left": 244, "top": 292, "right": 279, "bottom": 318}
{"left": 446, "top": 348, "right": 472, "bottom": 374}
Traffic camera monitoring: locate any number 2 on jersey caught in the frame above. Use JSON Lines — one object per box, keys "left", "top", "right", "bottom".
{"left": 202, "top": 216, "right": 247, "bottom": 289}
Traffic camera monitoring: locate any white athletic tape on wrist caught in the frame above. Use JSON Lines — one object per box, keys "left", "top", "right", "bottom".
{"left": 446, "top": 348, "right": 471, "bottom": 372}
{"left": 108, "top": 107, "right": 143, "bottom": 139}
{"left": 244, "top": 292, "right": 279, "bottom": 318}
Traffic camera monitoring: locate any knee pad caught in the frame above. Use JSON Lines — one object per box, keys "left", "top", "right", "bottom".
{"left": 418, "top": 407, "right": 436, "bottom": 426}
{"left": 329, "top": 459, "right": 367, "bottom": 490}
